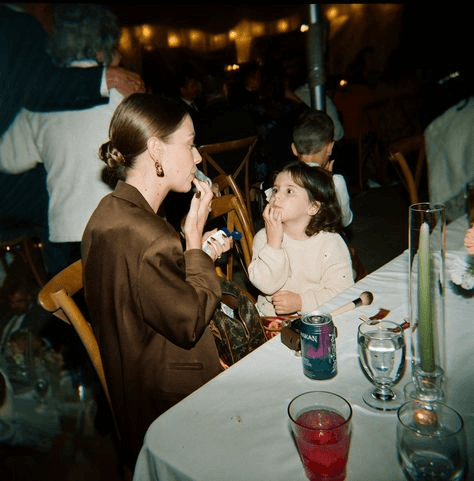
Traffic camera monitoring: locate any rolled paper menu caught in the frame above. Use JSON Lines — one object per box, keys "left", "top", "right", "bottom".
{"left": 418, "top": 221, "right": 435, "bottom": 372}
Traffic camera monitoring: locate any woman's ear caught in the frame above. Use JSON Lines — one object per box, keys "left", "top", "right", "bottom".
{"left": 308, "top": 201, "right": 320, "bottom": 216}
{"left": 147, "top": 136, "right": 162, "bottom": 159}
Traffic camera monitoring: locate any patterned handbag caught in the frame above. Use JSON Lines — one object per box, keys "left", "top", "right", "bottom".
{"left": 209, "top": 279, "right": 267, "bottom": 367}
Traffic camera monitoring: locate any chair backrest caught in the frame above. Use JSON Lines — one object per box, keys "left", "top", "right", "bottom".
{"left": 37, "top": 259, "right": 118, "bottom": 437}
{"left": 199, "top": 136, "right": 258, "bottom": 216}
{"left": 208, "top": 194, "right": 253, "bottom": 282}
{"left": 389, "top": 135, "right": 426, "bottom": 205}
{"left": 212, "top": 173, "right": 255, "bottom": 235}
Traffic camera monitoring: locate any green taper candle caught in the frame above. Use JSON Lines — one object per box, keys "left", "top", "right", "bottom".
{"left": 417, "top": 221, "right": 435, "bottom": 372}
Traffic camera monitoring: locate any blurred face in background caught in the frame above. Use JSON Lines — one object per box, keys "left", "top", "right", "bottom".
{"left": 180, "top": 78, "right": 202, "bottom": 102}
{"left": 8, "top": 289, "right": 31, "bottom": 314}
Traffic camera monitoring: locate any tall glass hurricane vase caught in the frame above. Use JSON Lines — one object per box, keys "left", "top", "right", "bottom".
{"left": 408, "top": 203, "right": 446, "bottom": 402}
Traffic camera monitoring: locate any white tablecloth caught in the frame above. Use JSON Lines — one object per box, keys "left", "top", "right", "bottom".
{"left": 134, "top": 216, "right": 473, "bottom": 481}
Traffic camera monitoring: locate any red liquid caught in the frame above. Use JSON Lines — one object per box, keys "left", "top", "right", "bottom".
{"left": 294, "top": 409, "right": 351, "bottom": 481}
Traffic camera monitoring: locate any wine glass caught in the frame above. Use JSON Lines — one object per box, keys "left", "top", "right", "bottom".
{"left": 357, "top": 320, "right": 406, "bottom": 411}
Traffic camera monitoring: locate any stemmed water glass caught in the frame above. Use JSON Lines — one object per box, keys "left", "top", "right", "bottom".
{"left": 357, "top": 320, "right": 406, "bottom": 411}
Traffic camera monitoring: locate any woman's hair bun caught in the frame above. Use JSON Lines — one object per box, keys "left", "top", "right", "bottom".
{"left": 99, "top": 141, "right": 125, "bottom": 168}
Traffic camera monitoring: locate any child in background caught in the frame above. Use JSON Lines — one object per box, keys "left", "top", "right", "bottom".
{"left": 249, "top": 162, "right": 353, "bottom": 316}
{"left": 291, "top": 109, "right": 353, "bottom": 227}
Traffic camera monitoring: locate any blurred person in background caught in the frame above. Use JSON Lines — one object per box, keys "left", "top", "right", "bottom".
{"left": 0, "top": 3, "right": 144, "bottom": 276}
{"left": 0, "top": 4, "right": 129, "bottom": 275}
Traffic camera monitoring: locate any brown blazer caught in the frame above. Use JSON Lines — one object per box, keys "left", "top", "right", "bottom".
{"left": 82, "top": 181, "right": 222, "bottom": 467}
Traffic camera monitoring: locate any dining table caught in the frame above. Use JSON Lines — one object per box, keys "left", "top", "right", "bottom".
{"left": 0, "top": 358, "right": 95, "bottom": 451}
{"left": 133, "top": 215, "right": 473, "bottom": 481}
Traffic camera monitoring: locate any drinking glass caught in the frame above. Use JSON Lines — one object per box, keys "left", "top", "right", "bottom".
{"left": 288, "top": 391, "right": 352, "bottom": 481}
{"left": 397, "top": 400, "right": 468, "bottom": 481}
{"left": 358, "top": 320, "right": 406, "bottom": 411}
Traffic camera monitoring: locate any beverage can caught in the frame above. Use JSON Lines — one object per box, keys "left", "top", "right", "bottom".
{"left": 294, "top": 314, "right": 337, "bottom": 380}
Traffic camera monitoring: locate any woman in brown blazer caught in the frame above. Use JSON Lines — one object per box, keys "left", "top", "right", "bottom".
{"left": 81, "top": 94, "right": 231, "bottom": 469}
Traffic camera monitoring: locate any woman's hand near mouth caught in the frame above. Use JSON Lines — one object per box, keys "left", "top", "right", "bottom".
{"left": 184, "top": 178, "right": 213, "bottom": 250}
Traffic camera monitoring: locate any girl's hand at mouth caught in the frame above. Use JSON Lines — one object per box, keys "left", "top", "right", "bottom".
{"left": 263, "top": 203, "right": 283, "bottom": 249}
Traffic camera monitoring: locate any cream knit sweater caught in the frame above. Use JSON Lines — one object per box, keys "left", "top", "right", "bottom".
{"left": 249, "top": 229, "right": 354, "bottom": 316}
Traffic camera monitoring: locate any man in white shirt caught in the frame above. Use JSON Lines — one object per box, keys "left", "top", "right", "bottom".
{"left": 0, "top": 4, "right": 143, "bottom": 247}
{"left": 0, "top": 4, "right": 125, "bottom": 274}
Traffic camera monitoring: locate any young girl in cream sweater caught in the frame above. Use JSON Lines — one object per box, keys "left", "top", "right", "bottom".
{"left": 249, "top": 161, "right": 354, "bottom": 316}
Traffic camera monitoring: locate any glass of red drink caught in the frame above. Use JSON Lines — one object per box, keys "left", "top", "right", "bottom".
{"left": 288, "top": 391, "right": 352, "bottom": 481}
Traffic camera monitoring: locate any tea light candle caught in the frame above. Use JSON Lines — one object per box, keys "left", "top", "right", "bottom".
{"left": 414, "top": 407, "right": 438, "bottom": 426}
{"left": 418, "top": 221, "right": 435, "bottom": 372}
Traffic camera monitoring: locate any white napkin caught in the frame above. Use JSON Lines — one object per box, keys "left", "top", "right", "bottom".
{"left": 447, "top": 250, "right": 474, "bottom": 290}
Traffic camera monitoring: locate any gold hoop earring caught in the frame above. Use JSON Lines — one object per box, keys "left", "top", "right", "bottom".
{"left": 154, "top": 161, "right": 164, "bottom": 177}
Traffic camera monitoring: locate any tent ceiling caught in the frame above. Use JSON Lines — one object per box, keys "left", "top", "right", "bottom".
{"left": 106, "top": 4, "right": 307, "bottom": 32}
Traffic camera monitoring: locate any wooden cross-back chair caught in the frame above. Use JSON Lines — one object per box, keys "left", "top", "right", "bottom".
{"left": 212, "top": 173, "right": 255, "bottom": 235}
{"left": 389, "top": 135, "right": 427, "bottom": 205}
{"left": 208, "top": 194, "right": 253, "bottom": 282}
{"left": 199, "top": 135, "right": 258, "bottom": 217}
{"left": 37, "top": 260, "right": 119, "bottom": 441}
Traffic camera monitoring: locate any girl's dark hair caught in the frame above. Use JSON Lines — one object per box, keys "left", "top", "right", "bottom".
{"left": 278, "top": 161, "right": 343, "bottom": 236}
{"left": 99, "top": 94, "right": 188, "bottom": 185}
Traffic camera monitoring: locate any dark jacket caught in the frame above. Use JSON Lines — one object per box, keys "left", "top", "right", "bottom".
{"left": 0, "top": 5, "right": 106, "bottom": 136}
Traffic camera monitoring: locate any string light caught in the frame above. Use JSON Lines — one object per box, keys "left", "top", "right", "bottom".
{"left": 116, "top": 6, "right": 403, "bottom": 71}
{"left": 168, "top": 33, "right": 180, "bottom": 48}
{"left": 141, "top": 25, "right": 153, "bottom": 41}
{"left": 277, "top": 19, "right": 289, "bottom": 33}
{"left": 225, "top": 64, "right": 240, "bottom": 72}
